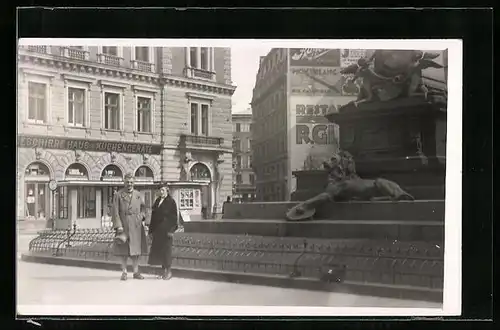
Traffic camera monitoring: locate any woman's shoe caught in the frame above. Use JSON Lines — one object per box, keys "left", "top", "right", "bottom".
{"left": 133, "top": 273, "right": 144, "bottom": 280}
{"left": 120, "top": 272, "right": 127, "bottom": 281}
{"left": 162, "top": 269, "right": 172, "bottom": 280}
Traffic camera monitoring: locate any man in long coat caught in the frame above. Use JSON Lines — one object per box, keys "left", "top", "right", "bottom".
{"left": 148, "top": 184, "right": 179, "bottom": 280}
{"left": 112, "top": 173, "right": 148, "bottom": 281}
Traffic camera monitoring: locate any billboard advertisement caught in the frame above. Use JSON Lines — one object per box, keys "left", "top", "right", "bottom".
{"left": 289, "top": 95, "right": 356, "bottom": 175}
{"left": 290, "top": 66, "right": 344, "bottom": 96}
{"left": 340, "top": 49, "right": 369, "bottom": 67}
{"left": 289, "top": 48, "right": 341, "bottom": 67}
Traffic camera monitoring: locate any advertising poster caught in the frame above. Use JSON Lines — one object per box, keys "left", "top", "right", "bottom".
{"left": 289, "top": 48, "right": 341, "bottom": 67}
{"left": 339, "top": 49, "right": 369, "bottom": 97}
{"left": 290, "top": 66, "right": 344, "bottom": 96}
{"left": 289, "top": 95, "right": 356, "bottom": 174}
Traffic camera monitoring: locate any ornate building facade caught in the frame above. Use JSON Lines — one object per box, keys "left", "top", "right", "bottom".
{"left": 17, "top": 45, "right": 235, "bottom": 230}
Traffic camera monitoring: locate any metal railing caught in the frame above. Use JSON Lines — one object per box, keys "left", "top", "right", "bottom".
{"left": 26, "top": 228, "right": 444, "bottom": 289}
{"left": 180, "top": 134, "right": 224, "bottom": 147}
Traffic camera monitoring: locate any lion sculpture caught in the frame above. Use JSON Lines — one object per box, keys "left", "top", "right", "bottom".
{"left": 286, "top": 150, "right": 414, "bottom": 221}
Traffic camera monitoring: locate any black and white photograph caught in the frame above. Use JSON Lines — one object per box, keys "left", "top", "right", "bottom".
{"left": 16, "top": 39, "right": 462, "bottom": 316}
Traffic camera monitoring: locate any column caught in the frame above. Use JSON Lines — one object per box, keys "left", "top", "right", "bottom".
{"left": 211, "top": 48, "right": 215, "bottom": 73}
{"left": 70, "top": 188, "right": 77, "bottom": 228}
{"left": 95, "top": 189, "right": 102, "bottom": 228}
{"left": 196, "top": 47, "right": 202, "bottom": 69}
{"left": 204, "top": 48, "right": 210, "bottom": 71}
{"left": 185, "top": 47, "right": 191, "bottom": 67}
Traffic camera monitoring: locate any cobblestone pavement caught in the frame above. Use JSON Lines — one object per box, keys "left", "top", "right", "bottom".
{"left": 17, "top": 261, "right": 442, "bottom": 308}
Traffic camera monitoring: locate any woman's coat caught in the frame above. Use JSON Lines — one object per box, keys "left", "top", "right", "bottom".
{"left": 112, "top": 188, "right": 148, "bottom": 257}
{"left": 147, "top": 195, "right": 178, "bottom": 266}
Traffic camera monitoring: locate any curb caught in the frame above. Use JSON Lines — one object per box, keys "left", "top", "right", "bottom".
{"left": 21, "top": 254, "right": 443, "bottom": 303}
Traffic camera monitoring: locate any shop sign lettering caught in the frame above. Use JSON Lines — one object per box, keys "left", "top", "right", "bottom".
{"left": 296, "top": 124, "right": 338, "bottom": 145}
{"left": 296, "top": 104, "right": 338, "bottom": 117}
{"left": 17, "top": 135, "right": 162, "bottom": 155}
{"left": 290, "top": 48, "right": 341, "bottom": 66}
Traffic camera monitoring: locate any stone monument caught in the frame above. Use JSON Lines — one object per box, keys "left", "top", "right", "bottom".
{"left": 290, "top": 49, "right": 447, "bottom": 205}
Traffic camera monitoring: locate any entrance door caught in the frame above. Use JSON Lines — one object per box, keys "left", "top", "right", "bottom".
{"left": 25, "top": 182, "right": 48, "bottom": 220}
{"left": 200, "top": 185, "right": 211, "bottom": 219}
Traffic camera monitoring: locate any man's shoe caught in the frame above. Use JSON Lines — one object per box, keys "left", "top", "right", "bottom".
{"left": 120, "top": 272, "right": 127, "bottom": 281}
{"left": 133, "top": 273, "right": 144, "bottom": 280}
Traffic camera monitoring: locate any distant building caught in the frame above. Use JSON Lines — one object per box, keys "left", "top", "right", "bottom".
{"left": 231, "top": 110, "right": 256, "bottom": 202}
{"left": 17, "top": 44, "right": 235, "bottom": 231}
{"left": 251, "top": 48, "right": 447, "bottom": 201}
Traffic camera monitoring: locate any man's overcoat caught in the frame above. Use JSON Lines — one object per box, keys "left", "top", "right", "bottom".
{"left": 112, "top": 188, "right": 148, "bottom": 256}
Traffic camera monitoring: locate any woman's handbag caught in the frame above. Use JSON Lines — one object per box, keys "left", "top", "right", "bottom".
{"left": 114, "top": 230, "right": 127, "bottom": 244}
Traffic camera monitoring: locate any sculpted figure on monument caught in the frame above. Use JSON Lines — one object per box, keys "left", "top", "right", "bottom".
{"left": 286, "top": 150, "right": 414, "bottom": 221}
{"left": 340, "top": 49, "right": 444, "bottom": 106}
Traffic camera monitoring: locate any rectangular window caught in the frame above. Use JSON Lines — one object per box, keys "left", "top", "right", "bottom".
{"left": 104, "top": 92, "right": 120, "bottom": 130}
{"left": 28, "top": 82, "right": 47, "bottom": 123}
{"left": 236, "top": 174, "right": 242, "bottom": 184}
{"left": 190, "top": 48, "right": 197, "bottom": 67}
{"left": 135, "top": 47, "right": 149, "bottom": 62}
{"left": 57, "top": 186, "right": 69, "bottom": 219}
{"left": 190, "top": 102, "right": 210, "bottom": 136}
{"left": 137, "top": 96, "right": 152, "bottom": 133}
{"left": 247, "top": 138, "right": 252, "bottom": 150}
{"left": 77, "top": 187, "right": 96, "bottom": 218}
{"left": 103, "top": 46, "right": 118, "bottom": 56}
{"left": 201, "top": 47, "right": 208, "bottom": 70}
{"left": 249, "top": 174, "right": 255, "bottom": 185}
{"left": 232, "top": 138, "right": 240, "bottom": 151}
{"left": 248, "top": 155, "right": 252, "bottom": 167}
{"left": 190, "top": 103, "right": 198, "bottom": 135}
{"left": 236, "top": 123, "right": 241, "bottom": 132}
{"left": 68, "top": 87, "right": 85, "bottom": 126}
{"left": 201, "top": 104, "right": 209, "bottom": 135}
{"left": 179, "top": 189, "right": 194, "bottom": 210}
{"left": 242, "top": 156, "right": 249, "bottom": 169}
{"left": 236, "top": 155, "right": 242, "bottom": 168}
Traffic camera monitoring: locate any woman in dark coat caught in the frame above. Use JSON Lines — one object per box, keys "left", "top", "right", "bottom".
{"left": 147, "top": 184, "right": 178, "bottom": 280}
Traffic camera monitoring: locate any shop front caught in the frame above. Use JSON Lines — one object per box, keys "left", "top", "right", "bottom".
{"left": 55, "top": 163, "right": 159, "bottom": 230}
{"left": 17, "top": 134, "right": 163, "bottom": 231}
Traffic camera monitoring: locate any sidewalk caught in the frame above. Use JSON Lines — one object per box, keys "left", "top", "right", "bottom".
{"left": 17, "top": 261, "right": 442, "bottom": 308}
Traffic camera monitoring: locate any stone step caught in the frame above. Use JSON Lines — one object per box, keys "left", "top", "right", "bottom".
{"left": 183, "top": 219, "right": 444, "bottom": 241}
{"left": 223, "top": 200, "right": 445, "bottom": 221}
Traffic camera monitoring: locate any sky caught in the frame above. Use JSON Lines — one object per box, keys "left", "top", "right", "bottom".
{"left": 230, "top": 46, "right": 272, "bottom": 113}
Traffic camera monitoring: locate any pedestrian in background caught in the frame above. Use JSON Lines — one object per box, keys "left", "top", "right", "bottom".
{"left": 222, "top": 196, "right": 232, "bottom": 216}
{"left": 148, "top": 184, "right": 178, "bottom": 280}
{"left": 112, "top": 173, "right": 148, "bottom": 281}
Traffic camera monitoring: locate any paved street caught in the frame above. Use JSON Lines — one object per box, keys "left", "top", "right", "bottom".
{"left": 17, "top": 261, "right": 441, "bottom": 308}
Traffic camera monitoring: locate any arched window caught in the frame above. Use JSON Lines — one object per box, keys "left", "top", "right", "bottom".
{"left": 190, "top": 163, "right": 211, "bottom": 181}
{"left": 25, "top": 162, "right": 50, "bottom": 179}
{"left": 101, "top": 164, "right": 123, "bottom": 180}
{"left": 135, "top": 166, "right": 154, "bottom": 180}
{"left": 65, "top": 163, "right": 88, "bottom": 180}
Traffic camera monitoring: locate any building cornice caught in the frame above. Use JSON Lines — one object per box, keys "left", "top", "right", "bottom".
{"left": 18, "top": 49, "right": 237, "bottom": 97}
{"left": 161, "top": 74, "right": 237, "bottom": 96}
{"left": 18, "top": 50, "right": 160, "bottom": 85}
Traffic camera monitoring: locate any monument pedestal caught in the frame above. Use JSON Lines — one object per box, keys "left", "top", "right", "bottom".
{"left": 326, "top": 96, "right": 446, "bottom": 200}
